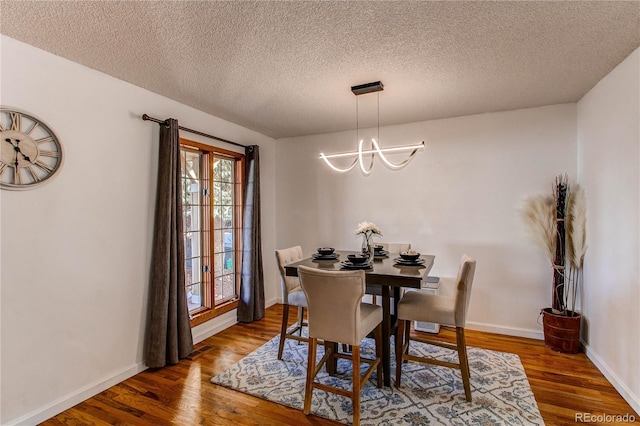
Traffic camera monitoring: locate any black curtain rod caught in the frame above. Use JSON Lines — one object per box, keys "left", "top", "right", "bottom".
{"left": 142, "top": 114, "right": 246, "bottom": 148}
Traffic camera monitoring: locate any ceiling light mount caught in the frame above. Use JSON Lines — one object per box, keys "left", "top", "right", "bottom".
{"left": 351, "top": 81, "right": 384, "bottom": 96}
{"left": 320, "top": 81, "right": 424, "bottom": 175}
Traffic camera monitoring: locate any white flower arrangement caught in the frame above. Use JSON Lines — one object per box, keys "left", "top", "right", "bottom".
{"left": 355, "top": 221, "right": 382, "bottom": 255}
{"left": 355, "top": 221, "right": 382, "bottom": 236}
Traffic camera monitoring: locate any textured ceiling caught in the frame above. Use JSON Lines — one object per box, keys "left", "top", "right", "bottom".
{"left": 1, "top": 1, "right": 639, "bottom": 139}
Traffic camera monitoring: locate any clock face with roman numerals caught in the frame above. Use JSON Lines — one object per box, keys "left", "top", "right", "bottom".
{"left": 0, "top": 107, "right": 64, "bottom": 190}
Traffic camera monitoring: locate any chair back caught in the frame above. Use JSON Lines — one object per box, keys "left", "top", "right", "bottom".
{"left": 454, "top": 254, "right": 477, "bottom": 327}
{"left": 381, "top": 243, "right": 411, "bottom": 253}
{"left": 275, "top": 246, "right": 304, "bottom": 300}
{"left": 298, "top": 265, "right": 366, "bottom": 345}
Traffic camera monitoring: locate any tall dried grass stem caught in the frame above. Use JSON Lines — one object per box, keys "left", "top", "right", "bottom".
{"left": 522, "top": 194, "right": 557, "bottom": 264}
{"left": 566, "top": 186, "right": 587, "bottom": 269}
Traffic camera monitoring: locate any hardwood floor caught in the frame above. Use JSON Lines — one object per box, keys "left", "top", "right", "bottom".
{"left": 41, "top": 304, "right": 638, "bottom": 425}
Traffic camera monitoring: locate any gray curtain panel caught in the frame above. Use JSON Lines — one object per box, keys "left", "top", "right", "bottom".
{"left": 144, "top": 118, "right": 194, "bottom": 368}
{"left": 238, "top": 145, "right": 265, "bottom": 322}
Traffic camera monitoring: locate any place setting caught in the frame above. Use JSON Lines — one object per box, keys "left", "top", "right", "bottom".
{"left": 340, "top": 253, "right": 373, "bottom": 270}
{"left": 311, "top": 247, "right": 340, "bottom": 260}
{"left": 372, "top": 244, "right": 389, "bottom": 258}
{"left": 393, "top": 250, "right": 426, "bottom": 266}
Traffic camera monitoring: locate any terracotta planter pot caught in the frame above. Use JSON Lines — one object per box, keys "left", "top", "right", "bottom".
{"left": 541, "top": 308, "right": 582, "bottom": 353}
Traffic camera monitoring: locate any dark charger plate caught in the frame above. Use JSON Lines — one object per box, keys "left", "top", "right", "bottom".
{"left": 393, "top": 257, "right": 425, "bottom": 266}
{"left": 340, "top": 261, "right": 373, "bottom": 270}
{"left": 312, "top": 253, "right": 340, "bottom": 260}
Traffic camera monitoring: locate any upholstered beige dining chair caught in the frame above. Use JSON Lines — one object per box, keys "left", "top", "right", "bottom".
{"left": 380, "top": 242, "right": 411, "bottom": 254}
{"left": 297, "top": 266, "right": 383, "bottom": 426}
{"left": 395, "top": 254, "right": 477, "bottom": 402}
{"left": 275, "top": 246, "right": 308, "bottom": 360}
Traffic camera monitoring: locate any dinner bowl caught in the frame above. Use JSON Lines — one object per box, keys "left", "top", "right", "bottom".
{"left": 317, "top": 247, "right": 335, "bottom": 256}
{"left": 374, "top": 244, "right": 384, "bottom": 252}
{"left": 400, "top": 251, "right": 420, "bottom": 261}
{"left": 347, "top": 254, "right": 369, "bottom": 264}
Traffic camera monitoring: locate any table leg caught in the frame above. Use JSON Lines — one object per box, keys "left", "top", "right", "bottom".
{"left": 381, "top": 285, "right": 391, "bottom": 387}
{"left": 392, "top": 286, "right": 401, "bottom": 334}
{"left": 324, "top": 341, "right": 338, "bottom": 375}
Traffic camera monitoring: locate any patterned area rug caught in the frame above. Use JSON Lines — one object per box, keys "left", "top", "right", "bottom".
{"left": 210, "top": 335, "right": 544, "bottom": 425}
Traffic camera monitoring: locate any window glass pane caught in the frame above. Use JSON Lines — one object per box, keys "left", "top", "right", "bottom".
{"left": 213, "top": 181, "right": 221, "bottom": 205}
{"left": 220, "top": 274, "right": 235, "bottom": 301}
{"left": 213, "top": 253, "right": 223, "bottom": 276}
{"left": 221, "top": 183, "right": 233, "bottom": 207}
{"left": 212, "top": 156, "right": 238, "bottom": 307}
{"left": 214, "top": 158, "right": 233, "bottom": 182}
{"left": 184, "top": 204, "right": 201, "bottom": 233}
{"left": 214, "top": 276, "right": 223, "bottom": 301}
{"left": 188, "top": 152, "right": 200, "bottom": 179}
{"left": 213, "top": 206, "right": 222, "bottom": 229}
{"left": 223, "top": 229, "right": 234, "bottom": 252}
{"left": 213, "top": 229, "right": 223, "bottom": 254}
{"left": 180, "top": 151, "right": 187, "bottom": 177}
{"left": 187, "top": 283, "right": 202, "bottom": 311}
{"left": 181, "top": 147, "right": 206, "bottom": 315}
{"left": 223, "top": 248, "right": 233, "bottom": 274}
{"left": 191, "top": 256, "right": 201, "bottom": 284}
{"left": 222, "top": 206, "right": 233, "bottom": 227}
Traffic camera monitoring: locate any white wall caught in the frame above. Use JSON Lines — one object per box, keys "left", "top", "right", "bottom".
{"left": 0, "top": 35, "right": 278, "bottom": 425}
{"left": 577, "top": 47, "right": 640, "bottom": 413}
{"left": 3, "top": 29, "right": 636, "bottom": 423}
{"left": 276, "top": 103, "right": 577, "bottom": 337}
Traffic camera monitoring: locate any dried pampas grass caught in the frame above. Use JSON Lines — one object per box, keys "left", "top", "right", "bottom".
{"left": 522, "top": 194, "right": 557, "bottom": 264}
{"left": 567, "top": 186, "right": 587, "bottom": 268}
{"left": 522, "top": 177, "right": 588, "bottom": 316}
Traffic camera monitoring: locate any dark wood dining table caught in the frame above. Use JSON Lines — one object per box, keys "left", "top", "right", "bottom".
{"left": 284, "top": 250, "right": 435, "bottom": 387}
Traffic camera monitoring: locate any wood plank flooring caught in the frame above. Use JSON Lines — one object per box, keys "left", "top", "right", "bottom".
{"left": 41, "top": 304, "right": 638, "bottom": 425}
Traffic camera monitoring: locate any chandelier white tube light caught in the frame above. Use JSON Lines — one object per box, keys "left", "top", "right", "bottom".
{"left": 319, "top": 81, "right": 425, "bottom": 174}
{"left": 319, "top": 140, "right": 425, "bottom": 174}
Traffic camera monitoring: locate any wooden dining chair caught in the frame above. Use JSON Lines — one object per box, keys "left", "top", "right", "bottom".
{"left": 297, "top": 266, "right": 383, "bottom": 426}
{"left": 275, "top": 246, "right": 308, "bottom": 359}
{"left": 395, "top": 254, "right": 477, "bottom": 401}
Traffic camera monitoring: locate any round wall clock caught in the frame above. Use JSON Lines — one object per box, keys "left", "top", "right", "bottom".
{"left": 0, "top": 107, "right": 64, "bottom": 190}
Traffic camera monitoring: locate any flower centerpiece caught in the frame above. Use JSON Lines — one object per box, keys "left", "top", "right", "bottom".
{"left": 355, "top": 221, "right": 382, "bottom": 256}
{"left": 522, "top": 174, "right": 587, "bottom": 353}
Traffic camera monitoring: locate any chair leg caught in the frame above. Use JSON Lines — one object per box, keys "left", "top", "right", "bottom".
{"left": 375, "top": 323, "right": 383, "bottom": 388}
{"left": 303, "top": 337, "right": 317, "bottom": 415}
{"left": 404, "top": 319, "right": 411, "bottom": 353}
{"left": 278, "top": 304, "right": 290, "bottom": 360}
{"left": 456, "top": 327, "right": 472, "bottom": 402}
{"left": 351, "top": 345, "right": 361, "bottom": 426}
{"left": 297, "top": 307, "right": 305, "bottom": 344}
{"left": 395, "top": 319, "right": 406, "bottom": 387}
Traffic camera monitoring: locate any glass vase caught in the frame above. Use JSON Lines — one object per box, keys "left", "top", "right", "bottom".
{"left": 361, "top": 234, "right": 373, "bottom": 258}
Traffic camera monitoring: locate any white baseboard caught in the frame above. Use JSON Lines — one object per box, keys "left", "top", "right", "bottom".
{"left": 453, "top": 322, "right": 639, "bottom": 416}
{"left": 191, "top": 297, "right": 279, "bottom": 344}
{"left": 582, "top": 342, "right": 640, "bottom": 416}
{"left": 5, "top": 361, "right": 147, "bottom": 426}
{"left": 9, "top": 297, "right": 280, "bottom": 426}
{"left": 192, "top": 309, "right": 239, "bottom": 344}
{"left": 9, "top": 306, "right": 637, "bottom": 424}
{"left": 466, "top": 320, "right": 544, "bottom": 341}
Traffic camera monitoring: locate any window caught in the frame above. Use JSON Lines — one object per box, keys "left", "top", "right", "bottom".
{"left": 180, "top": 138, "right": 244, "bottom": 326}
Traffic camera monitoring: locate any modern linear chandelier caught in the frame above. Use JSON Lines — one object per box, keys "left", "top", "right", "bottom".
{"left": 319, "top": 81, "right": 425, "bottom": 174}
